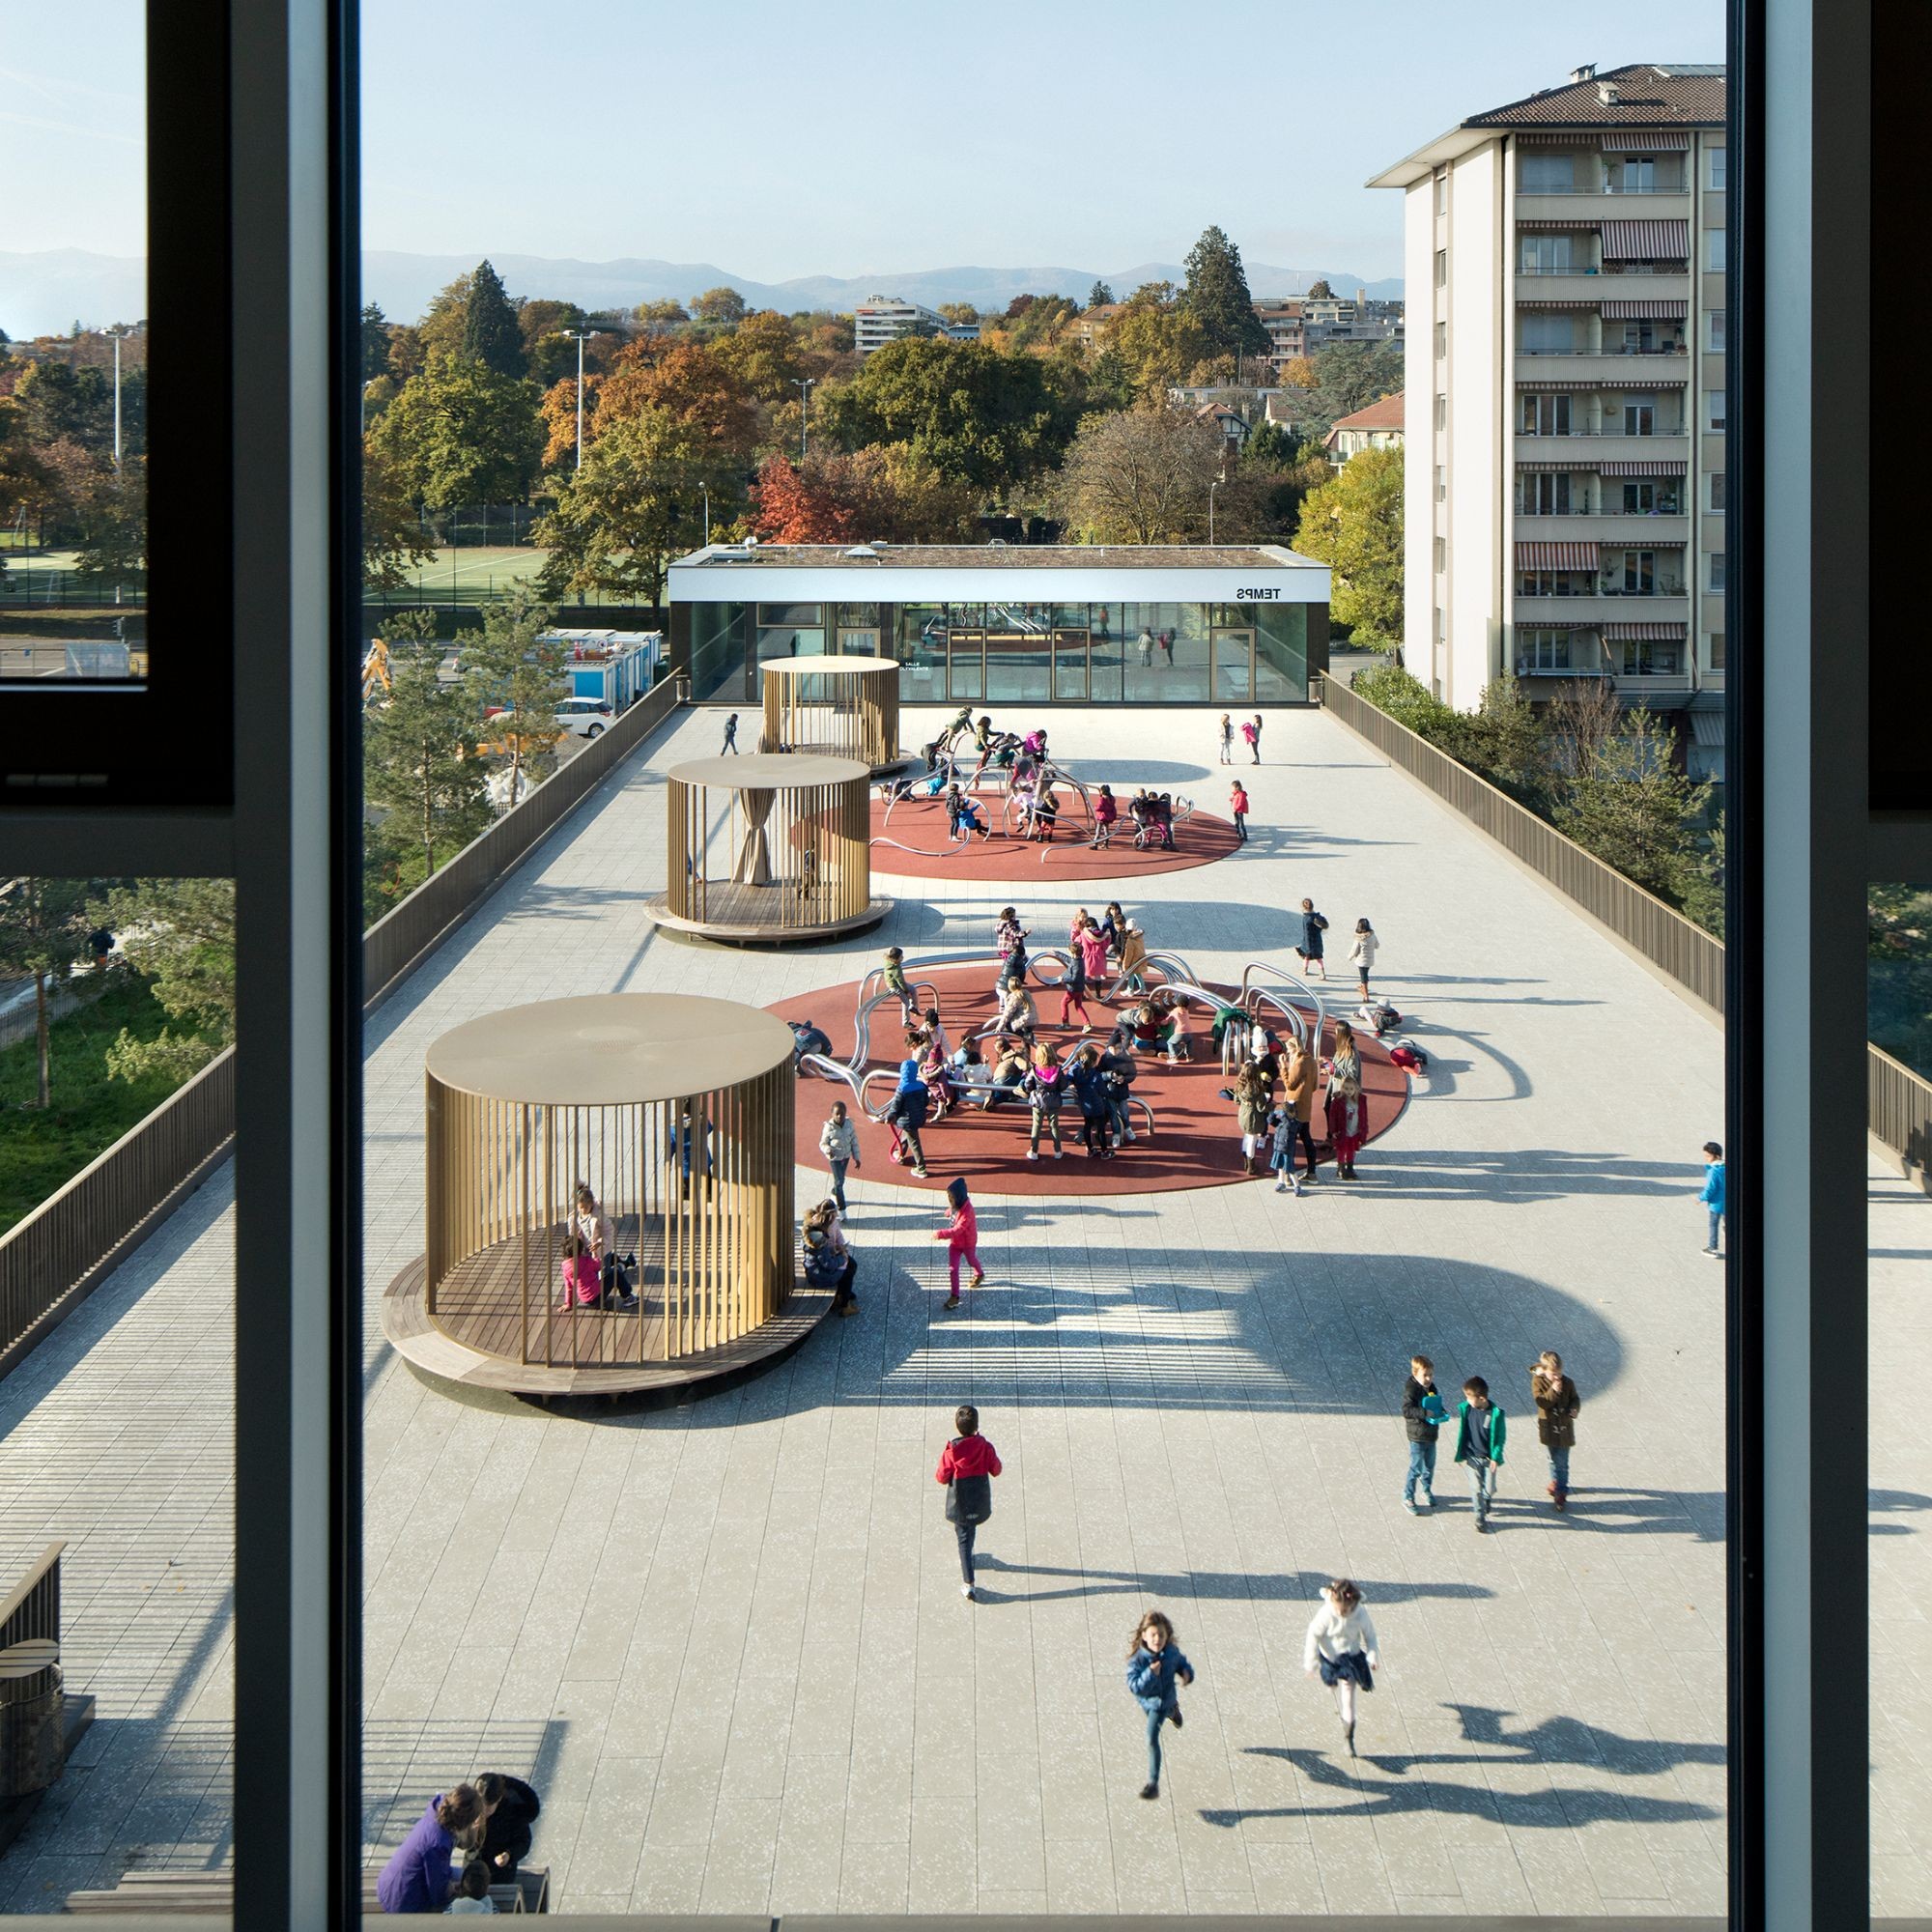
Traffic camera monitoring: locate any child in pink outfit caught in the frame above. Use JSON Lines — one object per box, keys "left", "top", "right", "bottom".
{"left": 557, "top": 1233, "right": 601, "bottom": 1309}
{"left": 934, "top": 1178, "right": 983, "bottom": 1310}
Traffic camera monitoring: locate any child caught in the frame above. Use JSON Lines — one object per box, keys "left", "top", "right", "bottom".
{"left": 936, "top": 1405, "right": 1002, "bottom": 1599}
{"left": 934, "top": 1178, "right": 983, "bottom": 1310}
{"left": 818, "top": 1100, "right": 860, "bottom": 1214}
{"left": 1330, "top": 1076, "right": 1366, "bottom": 1179}
{"left": 1401, "top": 1354, "right": 1445, "bottom": 1512}
{"left": 446, "top": 1861, "right": 497, "bottom": 1915}
{"left": 1699, "top": 1141, "right": 1725, "bottom": 1257}
{"left": 1265, "top": 1102, "right": 1302, "bottom": 1196}
{"left": 1218, "top": 712, "right": 1234, "bottom": 764}
{"left": 1091, "top": 784, "right": 1118, "bottom": 848}
{"left": 881, "top": 1060, "right": 931, "bottom": 1179}
{"left": 881, "top": 945, "right": 914, "bottom": 1022}
{"left": 555, "top": 1233, "right": 600, "bottom": 1312}
{"left": 1350, "top": 918, "right": 1378, "bottom": 1000}
{"left": 1116, "top": 920, "right": 1149, "bottom": 996}
{"left": 1058, "top": 928, "right": 1094, "bottom": 1032}
{"left": 1229, "top": 781, "right": 1249, "bottom": 844}
{"left": 1239, "top": 716, "right": 1259, "bottom": 763}
{"left": 1454, "top": 1376, "right": 1507, "bottom": 1532}
{"left": 1296, "top": 898, "right": 1328, "bottom": 979}
{"left": 802, "top": 1203, "right": 858, "bottom": 1317}
{"left": 1302, "top": 1579, "right": 1379, "bottom": 1757}
{"left": 1125, "top": 1610, "right": 1195, "bottom": 1801}
{"left": 996, "top": 979, "right": 1037, "bottom": 1043}
{"left": 1530, "top": 1350, "right": 1581, "bottom": 1511}
{"left": 1021, "top": 1044, "right": 1065, "bottom": 1160}
{"left": 995, "top": 907, "right": 1030, "bottom": 988}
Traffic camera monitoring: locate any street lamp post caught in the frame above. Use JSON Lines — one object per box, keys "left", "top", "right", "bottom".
{"left": 697, "top": 481, "right": 710, "bottom": 545}
{"left": 792, "top": 377, "right": 815, "bottom": 463}
{"left": 1208, "top": 477, "right": 1221, "bottom": 545}
{"left": 568, "top": 327, "right": 596, "bottom": 472}
{"left": 107, "top": 326, "right": 127, "bottom": 473}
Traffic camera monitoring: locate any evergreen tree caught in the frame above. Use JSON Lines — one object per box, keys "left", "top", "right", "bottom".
{"left": 1555, "top": 707, "right": 1715, "bottom": 909}
{"left": 462, "top": 260, "right": 526, "bottom": 378}
{"left": 463, "top": 585, "right": 568, "bottom": 805}
{"left": 1305, "top": 278, "right": 1334, "bottom": 299}
{"left": 90, "top": 880, "right": 237, "bottom": 1085}
{"left": 1181, "top": 226, "right": 1269, "bottom": 361}
{"left": 0, "top": 877, "right": 93, "bottom": 1107}
{"left": 360, "top": 301, "right": 391, "bottom": 382}
{"left": 1088, "top": 280, "right": 1114, "bottom": 309}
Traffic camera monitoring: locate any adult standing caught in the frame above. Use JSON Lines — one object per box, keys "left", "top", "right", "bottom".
{"left": 1280, "top": 1037, "right": 1321, "bottom": 1184}
{"left": 1233, "top": 1061, "right": 1271, "bottom": 1176}
{"left": 1349, "top": 919, "right": 1378, "bottom": 1001}
{"left": 1303, "top": 1579, "right": 1379, "bottom": 1757}
{"left": 721, "top": 712, "right": 739, "bottom": 754}
{"left": 1218, "top": 712, "right": 1235, "bottom": 764}
{"left": 1529, "top": 1350, "right": 1581, "bottom": 1511}
{"left": 1138, "top": 626, "right": 1155, "bottom": 668}
{"left": 377, "top": 1784, "right": 484, "bottom": 1914}
{"left": 472, "top": 1773, "right": 541, "bottom": 1879}
{"left": 1296, "top": 898, "right": 1329, "bottom": 979}
{"left": 936, "top": 1404, "right": 1002, "bottom": 1599}
{"left": 1324, "top": 1019, "right": 1361, "bottom": 1104}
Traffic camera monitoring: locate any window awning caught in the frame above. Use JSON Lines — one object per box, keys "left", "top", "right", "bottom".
{"left": 1517, "top": 379, "right": 1604, "bottom": 390}
{"left": 1602, "top": 621, "right": 1687, "bottom": 640}
{"left": 1515, "top": 617, "right": 1597, "bottom": 628}
{"left": 1516, "top": 458, "right": 1598, "bottom": 470}
{"left": 1517, "top": 130, "right": 1593, "bottom": 145}
{"left": 1516, "top": 298, "right": 1600, "bottom": 309}
{"left": 1600, "top": 460, "right": 1687, "bottom": 476}
{"left": 1602, "top": 130, "right": 1690, "bottom": 151}
{"left": 1602, "top": 298, "right": 1688, "bottom": 319}
{"left": 1515, "top": 217, "right": 1601, "bottom": 231}
{"left": 1602, "top": 218, "right": 1690, "bottom": 260}
{"left": 1517, "top": 542, "right": 1600, "bottom": 571}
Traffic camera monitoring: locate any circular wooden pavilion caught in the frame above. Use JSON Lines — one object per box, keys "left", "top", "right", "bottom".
{"left": 759, "top": 654, "right": 901, "bottom": 771}
{"left": 648, "top": 753, "right": 888, "bottom": 944}
{"left": 380, "top": 993, "right": 829, "bottom": 1399}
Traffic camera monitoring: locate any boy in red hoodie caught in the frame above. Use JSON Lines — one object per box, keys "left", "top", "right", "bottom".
{"left": 935, "top": 1404, "right": 1002, "bottom": 1600}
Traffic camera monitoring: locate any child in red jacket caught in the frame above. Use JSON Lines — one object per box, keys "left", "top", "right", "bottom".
{"left": 934, "top": 1177, "right": 983, "bottom": 1309}
{"left": 935, "top": 1404, "right": 1002, "bottom": 1600}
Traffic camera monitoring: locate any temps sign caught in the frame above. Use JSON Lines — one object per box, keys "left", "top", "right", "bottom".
{"left": 1235, "top": 586, "right": 1282, "bottom": 601}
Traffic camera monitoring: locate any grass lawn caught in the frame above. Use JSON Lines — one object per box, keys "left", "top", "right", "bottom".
{"left": 0, "top": 973, "right": 215, "bottom": 1234}
{"left": 371, "top": 545, "right": 553, "bottom": 609}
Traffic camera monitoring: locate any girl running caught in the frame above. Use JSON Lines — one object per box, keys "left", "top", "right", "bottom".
{"left": 1126, "top": 1610, "right": 1195, "bottom": 1802}
{"left": 1303, "top": 1578, "right": 1379, "bottom": 1757}
{"left": 933, "top": 1179, "right": 983, "bottom": 1310}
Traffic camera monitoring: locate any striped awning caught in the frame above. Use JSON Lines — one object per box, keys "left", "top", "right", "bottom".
{"left": 1602, "top": 298, "right": 1688, "bottom": 319}
{"left": 1517, "top": 130, "right": 1592, "bottom": 145}
{"left": 1516, "top": 379, "right": 1603, "bottom": 390}
{"left": 1602, "top": 130, "right": 1690, "bottom": 151}
{"left": 1602, "top": 621, "right": 1687, "bottom": 640}
{"left": 1517, "top": 458, "right": 1598, "bottom": 470}
{"left": 1690, "top": 711, "right": 1726, "bottom": 747}
{"left": 1516, "top": 298, "right": 1600, "bottom": 308}
{"left": 1600, "top": 459, "right": 1687, "bottom": 476}
{"left": 1602, "top": 218, "right": 1690, "bottom": 260}
{"left": 1516, "top": 217, "right": 1601, "bottom": 231}
{"left": 1517, "top": 542, "right": 1600, "bottom": 571}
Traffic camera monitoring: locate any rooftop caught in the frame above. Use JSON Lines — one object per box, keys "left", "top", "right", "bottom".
{"left": 1369, "top": 61, "right": 1727, "bottom": 187}
{"left": 675, "top": 543, "right": 1321, "bottom": 571}
{"left": 1326, "top": 391, "right": 1406, "bottom": 434}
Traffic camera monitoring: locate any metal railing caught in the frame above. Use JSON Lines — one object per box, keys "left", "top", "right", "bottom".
{"left": 1321, "top": 671, "right": 1932, "bottom": 1188}
{"left": 0, "top": 1544, "right": 64, "bottom": 1662}
{"left": 0, "top": 675, "right": 691, "bottom": 1374}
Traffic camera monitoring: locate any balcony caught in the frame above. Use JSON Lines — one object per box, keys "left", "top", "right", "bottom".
{"left": 1515, "top": 349, "right": 1691, "bottom": 388}
{"left": 1515, "top": 188, "right": 1691, "bottom": 225}
{"left": 1513, "top": 510, "right": 1690, "bottom": 543}
{"left": 1514, "top": 430, "right": 1690, "bottom": 466}
{"left": 1513, "top": 590, "right": 1690, "bottom": 626}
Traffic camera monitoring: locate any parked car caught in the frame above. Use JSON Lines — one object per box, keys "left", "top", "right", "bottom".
{"left": 554, "top": 697, "right": 613, "bottom": 738}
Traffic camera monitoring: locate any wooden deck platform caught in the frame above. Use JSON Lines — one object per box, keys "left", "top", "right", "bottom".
{"left": 645, "top": 885, "right": 890, "bottom": 944}
{"left": 380, "top": 1224, "right": 835, "bottom": 1399}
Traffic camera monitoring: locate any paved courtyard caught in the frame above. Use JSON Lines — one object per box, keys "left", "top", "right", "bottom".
{"left": 0, "top": 699, "right": 1925, "bottom": 1917}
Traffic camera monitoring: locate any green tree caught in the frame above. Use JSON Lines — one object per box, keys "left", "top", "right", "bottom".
{"left": 1317, "top": 340, "right": 1405, "bottom": 420}
{"left": 90, "top": 880, "right": 237, "bottom": 1085}
{"left": 1088, "top": 280, "right": 1114, "bottom": 309}
{"left": 364, "top": 611, "right": 492, "bottom": 901}
{"left": 714, "top": 308, "right": 805, "bottom": 403}
{"left": 1462, "top": 669, "right": 1549, "bottom": 807}
{"left": 1181, "top": 225, "right": 1269, "bottom": 363}
{"left": 360, "top": 301, "right": 391, "bottom": 382}
{"left": 534, "top": 409, "right": 721, "bottom": 609}
{"left": 1052, "top": 404, "right": 1223, "bottom": 543}
{"left": 463, "top": 586, "right": 568, "bottom": 804}
{"left": 1244, "top": 420, "right": 1301, "bottom": 468}
{"left": 361, "top": 440, "right": 436, "bottom": 590}
{"left": 691, "top": 286, "right": 748, "bottom": 326}
{"left": 462, "top": 259, "right": 526, "bottom": 378}
{"left": 1109, "top": 283, "right": 1212, "bottom": 403}
{"left": 0, "top": 877, "right": 93, "bottom": 1107}
{"left": 1292, "top": 442, "right": 1404, "bottom": 644}
{"left": 368, "top": 357, "right": 545, "bottom": 510}
{"left": 1555, "top": 706, "right": 1716, "bottom": 909}
{"left": 936, "top": 302, "right": 980, "bottom": 326}
{"left": 1306, "top": 278, "right": 1334, "bottom": 299}
{"left": 71, "top": 460, "right": 147, "bottom": 590}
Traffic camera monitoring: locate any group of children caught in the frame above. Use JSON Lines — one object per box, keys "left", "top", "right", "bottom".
{"left": 1221, "top": 1013, "right": 1368, "bottom": 1187}
{"left": 1402, "top": 1350, "right": 1582, "bottom": 1527}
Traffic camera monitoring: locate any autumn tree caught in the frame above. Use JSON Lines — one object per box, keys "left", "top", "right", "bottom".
{"left": 463, "top": 586, "right": 568, "bottom": 804}
{"left": 1109, "top": 283, "right": 1211, "bottom": 404}
{"left": 368, "top": 357, "right": 545, "bottom": 510}
{"left": 1292, "top": 442, "right": 1404, "bottom": 643}
{"left": 1052, "top": 405, "right": 1224, "bottom": 544}
{"left": 691, "top": 286, "right": 748, "bottom": 326}
{"left": 1306, "top": 278, "right": 1334, "bottom": 299}
{"left": 361, "top": 440, "right": 437, "bottom": 589}
{"left": 635, "top": 298, "right": 690, "bottom": 328}
{"left": 537, "top": 373, "right": 603, "bottom": 469}
{"left": 0, "top": 877, "right": 93, "bottom": 1107}
{"left": 752, "top": 446, "right": 976, "bottom": 545}
{"left": 518, "top": 298, "right": 591, "bottom": 387}
{"left": 363, "top": 610, "right": 492, "bottom": 905}
{"left": 1181, "top": 225, "right": 1269, "bottom": 364}
{"left": 462, "top": 260, "right": 526, "bottom": 378}
{"left": 416, "top": 271, "right": 473, "bottom": 362}
{"left": 714, "top": 308, "right": 804, "bottom": 403}
{"left": 595, "top": 339, "right": 758, "bottom": 460}
{"left": 937, "top": 302, "right": 980, "bottom": 326}
{"left": 92, "top": 880, "right": 237, "bottom": 1084}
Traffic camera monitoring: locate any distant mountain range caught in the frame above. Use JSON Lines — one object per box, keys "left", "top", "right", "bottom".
{"left": 1, "top": 248, "right": 1403, "bottom": 339}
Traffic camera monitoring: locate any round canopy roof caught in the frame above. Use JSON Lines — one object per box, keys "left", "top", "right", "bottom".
{"left": 425, "top": 994, "right": 795, "bottom": 1104}
{"left": 760, "top": 654, "right": 898, "bottom": 681}
{"left": 668, "top": 752, "right": 869, "bottom": 789}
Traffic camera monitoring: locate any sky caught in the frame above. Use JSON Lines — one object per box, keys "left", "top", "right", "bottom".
{"left": 4, "top": 0, "right": 1723, "bottom": 282}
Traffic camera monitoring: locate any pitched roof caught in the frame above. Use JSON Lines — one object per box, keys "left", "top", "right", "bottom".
{"left": 1328, "top": 392, "right": 1406, "bottom": 433}
{"left": 1467, "top": 63, "right": 1724, "bottom": 128}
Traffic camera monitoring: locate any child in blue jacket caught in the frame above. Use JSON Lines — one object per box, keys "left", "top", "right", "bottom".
{"left": 1700, "top": 1141, "right": 1725, "bottom": 1257}
{"left": 1125, "top": 1609, "right": 1195, "bottom": 1801}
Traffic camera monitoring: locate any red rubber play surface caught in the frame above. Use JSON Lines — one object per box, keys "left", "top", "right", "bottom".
{"left": 770, "top": 963, "right": 1406, "bottom": 1199}
{"left": 867, "top": 793, "right": 1240, "bottom": 882}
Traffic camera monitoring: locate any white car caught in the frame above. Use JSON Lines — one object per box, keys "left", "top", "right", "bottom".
{"left": 554, "top": 697, "right": 613, "bottom": 738}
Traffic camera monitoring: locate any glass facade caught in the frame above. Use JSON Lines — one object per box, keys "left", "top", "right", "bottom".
{"left": 686, "top": 597, "right": 1315, "bottom": 703}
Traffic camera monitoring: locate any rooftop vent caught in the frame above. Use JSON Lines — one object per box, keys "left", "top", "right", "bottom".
{"left": 1597, "top": 79, "right": 1619, "bottom": 103}
{"left": 842, "top": 544, "right": 881, "bottom": 560}
{"left": 1570, "top": 62, "right": 1597, "bottom": 83}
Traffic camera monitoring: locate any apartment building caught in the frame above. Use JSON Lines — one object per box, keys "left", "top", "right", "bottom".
{"left": 1324, "top": 391, "right": 1406, "bottom": 463}
{"left": 1371, "top": 63, "right": 1727, "bottom": 780}
{"left": 852, "top": 296, "right": 980, "bottom": 356}
{"left": 1255, "top": 296, "right": 1404, "bottom": 378}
